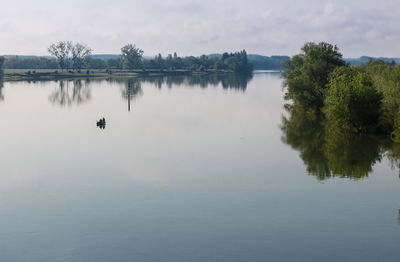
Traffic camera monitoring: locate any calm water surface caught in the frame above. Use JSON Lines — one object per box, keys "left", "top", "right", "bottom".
{"left": 0, "top": 72, "right": 399, "bottom": 261}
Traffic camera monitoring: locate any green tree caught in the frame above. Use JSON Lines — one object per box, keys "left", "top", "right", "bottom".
{"left": 324, "top": 67, "right": 383, "bottom": 133}
{"left": 121, "top": 44, "right": 144, "bottom": 70}
{"left": 282, "top": 42, "right": 346, "bottom": 110}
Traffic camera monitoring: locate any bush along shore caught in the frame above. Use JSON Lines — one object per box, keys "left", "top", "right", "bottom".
{"left": 282, "top": 42, "right": 400, "bottom": 142}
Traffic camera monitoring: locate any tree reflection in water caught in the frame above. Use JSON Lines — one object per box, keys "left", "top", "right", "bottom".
{"left": 136, "top": 72, "right": 253, "bottom": 91}
{"left": 121, "top": 79, "right": 143, "bottom": 111}
{"left": 44, "top": 73, "right": 252, "bottom": 110}
{"left": 281, "top": 103, "right": 399, "bottom": 180}
{"left": 0, "top": 79, "right": 4, "bottom": 102}
{"left": 49, "top": 80, "right": 91, "bottom": 106}
{"left": 118, "top": 73, "right": 252, "bottom": 111}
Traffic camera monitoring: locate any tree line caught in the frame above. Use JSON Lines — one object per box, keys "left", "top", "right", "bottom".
{"left": 282, "top": 42, "right": 400, "bottom": 141}
{"left": 1, "top": 42, "right": 253, "bottom": 73}
{"left": 0, "top": 56, "right": 4, "bottom": 76}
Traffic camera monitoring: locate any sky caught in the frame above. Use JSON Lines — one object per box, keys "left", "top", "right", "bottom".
{"left": 0, "top": 0, "right": 399, "bottom": 57}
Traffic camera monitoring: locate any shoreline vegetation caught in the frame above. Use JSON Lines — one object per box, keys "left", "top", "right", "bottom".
{"left": 0, "top": 41, "right": 254, "bottom": 82}
{"left": 282, "top": 42, "right": 400, "bottom": 142}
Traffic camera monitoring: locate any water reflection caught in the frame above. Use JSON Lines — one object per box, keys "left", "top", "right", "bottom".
{"left": 281, "top": 104, "right": 398, "bottom": 180}
{"left": 44, "top": 73, "right": 252, "bottom": 110}
{"left": 397, "top": 210, "right": 400, "bottom": 226}
{"left": 0, "top": 78, "right": 4, "bottom": 102}
{"left": 49, "top": 80, "right": 91, "bottom": 106}
{"left": 121, "top": 79, "right": 143, "bottom": 111}
{"left": 135, "top": 72, "right": 253, "bottom": 91}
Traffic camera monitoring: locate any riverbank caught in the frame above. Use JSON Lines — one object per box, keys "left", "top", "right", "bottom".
{"left": 2, "top": 69, "right": 235, "bottom": 82}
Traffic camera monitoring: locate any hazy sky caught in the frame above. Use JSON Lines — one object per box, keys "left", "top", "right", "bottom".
{"left": 1, "top": 0, "right": 399, "bottom": 57}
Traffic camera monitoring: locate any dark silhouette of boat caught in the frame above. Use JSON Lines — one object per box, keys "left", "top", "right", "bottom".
{"left": 96, "top": 118, "right": 106, "bottom": 129}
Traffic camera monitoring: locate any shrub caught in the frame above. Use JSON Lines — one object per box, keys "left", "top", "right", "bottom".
{"left": 324, "top": 67, "right": 383, "bottom": 133}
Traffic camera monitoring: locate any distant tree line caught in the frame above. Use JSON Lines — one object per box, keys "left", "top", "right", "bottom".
{"left": 249, "top": 55, "right": 290, "bottom": 70}
{"left": 3, "top": 56, "right": 58, "bottom": 69}
{"left": 0, "top": 56, "right": 4, "bottom": 76}
{"left": 282, "top": 41, "right": 400, "bottom": 141}
{"left": 2, "top": 42, "right": 253, "bottom": 73}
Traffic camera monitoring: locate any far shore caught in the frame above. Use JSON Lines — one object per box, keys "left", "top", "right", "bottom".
{"left": 2, "top": 68, "right": 239, "bottom": 82}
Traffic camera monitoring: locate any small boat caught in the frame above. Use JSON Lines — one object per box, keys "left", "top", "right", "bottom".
{"left": 96, "top": 118, "right": 106, "bottom": 128}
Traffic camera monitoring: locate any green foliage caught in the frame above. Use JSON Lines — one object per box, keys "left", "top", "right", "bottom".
{"left": 248, "top": 55, "right": 289, "bottom": 70}
{"left": 4, "top": 47, "right": 253, "bottom": 73}
{"left": 282, "top": 42, "right": 346, "bottom": 110}
{"left": 357, "top": 61, "right": 400, "bottom": 138}
{"left": 121, "top": 44, "right": 144, "bottom": 70}
{"left": 219, "top": 50, "right": 253, "bottom": 72}
{"left": 324, "top": 67, "right": 383, "bottom": 133}
{"left": 3, "top": 56, "right": 58, "bottom": 69}
{"left": 140, "top": 50, "right": 252, "bottom": 73}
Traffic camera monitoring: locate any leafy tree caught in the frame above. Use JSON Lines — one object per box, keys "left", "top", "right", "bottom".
{"left": 324, "top": 67, "right": 383, "bottom": 133}
{"left": 71, "top": 43, "right": 92, "bottom": 71}
{"left": 121, "top": 44, "right": 144, "bottom": 70}
{"left": 48, "top": 41, "right": 72, "bottom": 71}
{"left": 219, "top": 50, "right": 253, "bottom": 72}
{"left": 282, "top": 42, "right": 346, "bottom": 110}
{"left": 48, "top": 41, "right": 92, "bottom": 71}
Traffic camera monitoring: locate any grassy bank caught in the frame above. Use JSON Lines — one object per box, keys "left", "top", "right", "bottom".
{"left": 2, "top": 69, "right": 234, "bottom": 82}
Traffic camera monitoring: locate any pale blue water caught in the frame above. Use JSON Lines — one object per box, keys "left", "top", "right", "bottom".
{"left": 0, "top": 73, "right": 399, "bottom": 261}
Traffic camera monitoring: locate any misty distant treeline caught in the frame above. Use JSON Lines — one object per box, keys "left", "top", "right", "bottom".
{"left": 3, "top": 54, "right": 398, "bottom": 71}
{"left": 0, "top": 56, "right": 4, "bottom": 76}
{"left": 345, "top": 56, "right": 400, "bottom": 66}
{"left": 2, "top": 53, "right": 287, "bottom": 71}
{"left": 1, "top": 42, "right": 253, "bottom": 73}
{"left": 3, "top": 52, "right": 253, "bottom": 72}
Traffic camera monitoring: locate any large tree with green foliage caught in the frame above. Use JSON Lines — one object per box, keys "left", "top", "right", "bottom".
{"left": 324, "top": 67, "right": 383, "bottom": 133}
{"left": 282, "top": 42, "right": 346, "bottom": 110}
{"left": 121, "top": 44, "right": 144, "bottom": 70}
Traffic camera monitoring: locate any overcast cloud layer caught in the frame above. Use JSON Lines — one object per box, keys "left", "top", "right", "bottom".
{"left": 0, "top": 0, "right": 399, "bottom": 57}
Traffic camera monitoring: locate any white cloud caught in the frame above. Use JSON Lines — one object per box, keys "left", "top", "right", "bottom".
{"left": 0, "top": 0, "right": 399, "bottom": 57}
